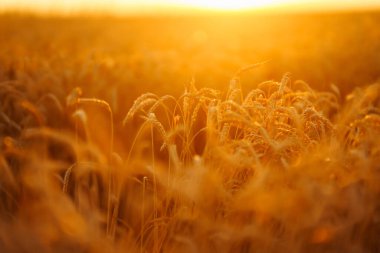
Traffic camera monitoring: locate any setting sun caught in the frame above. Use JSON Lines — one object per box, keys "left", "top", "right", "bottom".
{"left": 177, "top": 0, "right": 287, "bottom": 10}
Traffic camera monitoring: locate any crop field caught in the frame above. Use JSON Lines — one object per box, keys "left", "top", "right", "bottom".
{"left": 1, "top": 11, "right": 380, "bottom": 253}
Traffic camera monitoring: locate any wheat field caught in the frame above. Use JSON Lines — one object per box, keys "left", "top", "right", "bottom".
{"left": 1, "top": 12, "right": 380, "bottom": 253}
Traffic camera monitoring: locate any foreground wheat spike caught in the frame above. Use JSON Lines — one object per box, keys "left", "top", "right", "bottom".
{"left": 2, "top": 70, "right": 380, "bottom": 253}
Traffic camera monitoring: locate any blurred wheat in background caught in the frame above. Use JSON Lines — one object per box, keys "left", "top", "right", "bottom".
{"left": 1, "top": 1, "right": 380, "bottom": 252}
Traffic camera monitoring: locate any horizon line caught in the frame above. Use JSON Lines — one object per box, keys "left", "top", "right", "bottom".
{"left": 1, "top": 3, "right": 380, "bottom": 17}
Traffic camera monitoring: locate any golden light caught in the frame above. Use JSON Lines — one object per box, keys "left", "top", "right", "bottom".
{"left": 2, "top": 0, "right": 380, "bottom": 14}
{"left": 177, "top": 0, "right": 290, "bottom": 11}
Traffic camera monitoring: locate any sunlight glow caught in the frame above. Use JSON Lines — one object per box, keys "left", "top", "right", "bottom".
{"left": 1, "top": 0, "right": 380, "bottom": 14}
{"left": 177, "top": 0, "right": 288, "bottom": 10}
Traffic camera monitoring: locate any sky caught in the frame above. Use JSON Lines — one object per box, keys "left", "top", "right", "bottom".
{"left": 1, "top": 0, "right": 380, "bottom": 15}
